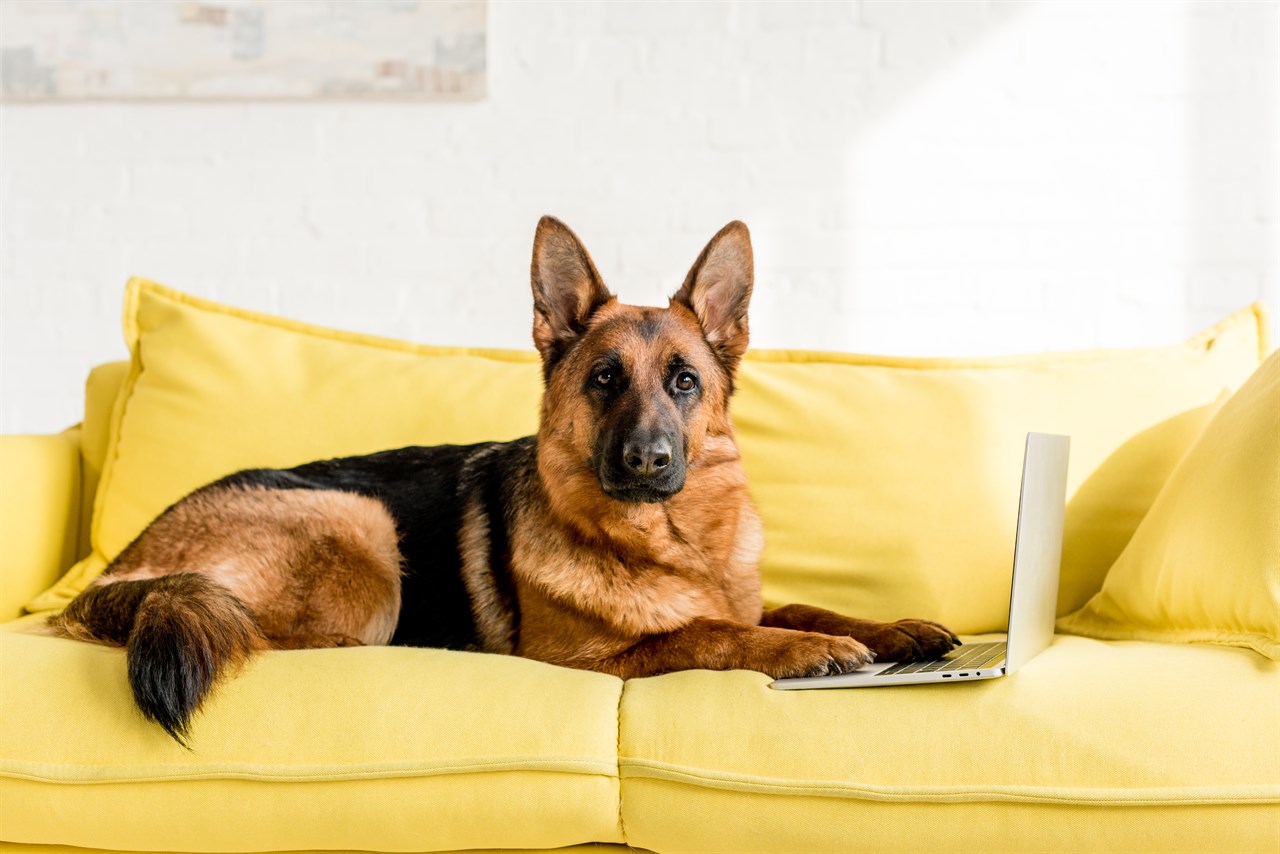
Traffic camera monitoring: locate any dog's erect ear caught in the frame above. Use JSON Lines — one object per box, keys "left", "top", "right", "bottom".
{"left": 531, "top": 216, "right": 614, "bottom": 368}
{"left": 671, "top": 221, "right": 754, "bottom": 375}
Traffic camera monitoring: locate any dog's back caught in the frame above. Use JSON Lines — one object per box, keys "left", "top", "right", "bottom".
{"left": 225, "top": 440, "right": 536, "bottom": 651}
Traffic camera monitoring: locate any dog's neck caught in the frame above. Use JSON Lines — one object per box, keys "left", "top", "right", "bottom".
{"left": 534, "top": 431, "right": 749, "bottom": 571}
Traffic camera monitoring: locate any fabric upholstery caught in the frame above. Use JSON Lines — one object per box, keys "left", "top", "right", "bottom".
{"left": 617, "top": 635, "right": 1280, "bottom": 854}
{"left": 25, "top": 281, "right": 1268, "bottom": 636}
{"left": 2, "top": 283, "right": 1277, "bottom": 853}
{"left": 1058, "top": 351, "right": 1280, "bottom": 658}
{"left": 0, "top": 433, "right": 81, "bottom": 620}
{"left": 0, "top": 625, "right": 624, "bottom": 852}
{"left": 731, "top": 308, "right": 1265, "bottom": 630}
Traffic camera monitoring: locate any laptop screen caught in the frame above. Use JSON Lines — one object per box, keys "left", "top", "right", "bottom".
{"left": 1004, "top": 433, "right": 1070, "bottom": 674}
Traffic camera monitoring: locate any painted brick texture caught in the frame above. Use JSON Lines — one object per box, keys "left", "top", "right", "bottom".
{"left": 1, "top": 0, "right": 1276, "bottom": 432}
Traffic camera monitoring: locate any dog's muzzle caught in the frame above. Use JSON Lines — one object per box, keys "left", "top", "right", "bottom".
{"left": 596, "top": 433, "right": 686, "bottom": 503}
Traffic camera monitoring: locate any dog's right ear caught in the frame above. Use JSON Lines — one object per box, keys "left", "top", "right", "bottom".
{"left": 531, "top": 216, "right": 614, "bottom": 369}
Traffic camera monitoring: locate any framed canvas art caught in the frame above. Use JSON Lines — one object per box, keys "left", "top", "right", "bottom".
{"left": 0, "top": 0, "right": 487, "bottom": 101}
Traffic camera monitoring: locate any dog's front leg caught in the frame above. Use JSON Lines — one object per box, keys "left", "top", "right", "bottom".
{"left": 599, "top": 617, "right": 875, "bottom": 680}
{"left": 761, "top": 604, "right": 960, "bottom": 662}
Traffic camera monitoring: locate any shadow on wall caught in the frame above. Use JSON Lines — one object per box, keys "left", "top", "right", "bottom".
{"left": 748, "top": 1, "right": 1030, "bottom": 353}
{"left": 823, "top": 0, "right": 1036, "bottom": 353}
{"left": 1188, "top": 2, "right": 1278, "bottom": 341}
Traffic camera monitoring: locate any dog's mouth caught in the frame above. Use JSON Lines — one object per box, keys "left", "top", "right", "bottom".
{"left": 595, "top": 464, "right": 686, "bottom": 504}
{"left": 600, "top": 479, "right": 685, "bottom": 504}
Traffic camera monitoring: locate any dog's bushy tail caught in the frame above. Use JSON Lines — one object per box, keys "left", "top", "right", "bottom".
{"left": 51, "top": 573, "right": 264, "bottom": 746}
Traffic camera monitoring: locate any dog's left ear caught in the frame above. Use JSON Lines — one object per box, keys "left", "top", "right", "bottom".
{"left": 671, "top": 221, "right": 754, "bottom": 375}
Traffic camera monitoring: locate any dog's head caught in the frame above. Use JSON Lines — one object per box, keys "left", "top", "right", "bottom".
{"left": 531, "top": 216, "right": 753, "bottom": 505}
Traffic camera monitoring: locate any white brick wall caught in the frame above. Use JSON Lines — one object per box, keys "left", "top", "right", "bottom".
{"left": 2, "top": 0, "right": 1276, "bottom": 433}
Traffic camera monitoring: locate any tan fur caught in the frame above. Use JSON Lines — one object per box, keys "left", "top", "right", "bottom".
{"left": 458, "top": 477, "right": 517, "bottom": 654}
{"left": 70, "top": 485, "right": 402, "bottom": 648}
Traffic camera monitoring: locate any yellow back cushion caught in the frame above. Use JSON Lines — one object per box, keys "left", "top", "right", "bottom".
{"left": 28, "top": 280, "right": 543, "bottom": 610}
{"left": 28, "top": 279, "right": 1269, "bottom": 635}
{"left": 733, "top": 318, "right": 1265, "bottom": 632}
{"left": 1057, "top": 352, "right": 1280, "bottom": 659}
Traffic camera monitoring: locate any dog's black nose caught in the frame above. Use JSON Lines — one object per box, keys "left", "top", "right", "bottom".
{"left": 623, "top": 439, "right": 672, "bottom": 477}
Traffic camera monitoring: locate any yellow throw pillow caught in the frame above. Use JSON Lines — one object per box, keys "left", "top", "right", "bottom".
{"left": 1058, "top": 352, "right": 1280, "bottom": 659}
{"left": 1053, "top": 394, "right": 1228, "bottom": 615}
{"left": 24, "top": 279, "right": 1270, "bottom": 636}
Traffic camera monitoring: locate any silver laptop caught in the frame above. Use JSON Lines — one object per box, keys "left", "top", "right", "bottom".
{"left": 772, "top": 432, "right": 1070, "bottom": 690}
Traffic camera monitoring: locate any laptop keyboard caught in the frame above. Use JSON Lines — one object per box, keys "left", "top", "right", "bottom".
{"left": 877, "top": 641, "right": 1007, "bottom": 676}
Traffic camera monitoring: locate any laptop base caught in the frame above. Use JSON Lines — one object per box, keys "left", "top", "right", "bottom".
{"left": 772, "top": 640, "right": 1008, "bottom": 690}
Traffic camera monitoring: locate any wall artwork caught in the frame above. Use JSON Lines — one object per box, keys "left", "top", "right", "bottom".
{"left": 0, "top": 0, "right": 486, "bottom": 101}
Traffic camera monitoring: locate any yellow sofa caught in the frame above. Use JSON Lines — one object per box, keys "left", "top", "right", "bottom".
{"left": 2, "top": 281, "right": 1277, "bottom": 854}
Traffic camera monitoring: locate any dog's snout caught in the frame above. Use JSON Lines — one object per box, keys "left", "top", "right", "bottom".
{"left": 623, "top": 438, "right": 673, "bottom": 476}
{"left": 594, "top": 400, "right": 687, "bottom": 503}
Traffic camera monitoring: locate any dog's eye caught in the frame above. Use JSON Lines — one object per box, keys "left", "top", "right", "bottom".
{"left": 675, "top": 372, "right": 698, "bottom": 392}
{"left": 594, "top": 369, "right": 614, "bottom": 388}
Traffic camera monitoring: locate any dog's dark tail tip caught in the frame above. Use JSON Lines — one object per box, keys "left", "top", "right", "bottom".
{"left": 122, "top": 573, "right": 262, "bottom": 747}
{"left": 126, "top": 632, "right": 203, "bottom": 748}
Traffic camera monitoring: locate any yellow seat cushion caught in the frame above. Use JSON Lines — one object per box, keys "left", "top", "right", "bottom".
{"left": 1058, "top": 352, "right": 1280, "bottom": 659}
{"left": 617, "top": 635, "right": 1280, "bottom": 854}
{"left": 0, "top": 623, "right": 624, "bottom": 851}
{"left": 25, "top": 280, "right": 1268, "bottom": 637}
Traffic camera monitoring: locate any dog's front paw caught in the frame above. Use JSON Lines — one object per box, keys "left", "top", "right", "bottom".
{"left": 865, "top": 619, "right": 960, "bottom": 662}
{"left": 769, "top": 633, "right": 876, "bottom": 679}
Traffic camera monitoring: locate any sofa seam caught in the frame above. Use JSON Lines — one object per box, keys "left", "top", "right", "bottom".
{"left": 614, "top": 678, "right": 627, "bottom": 847}
{"left": 1053, "top": 623, "right": 1280, "bottom": 659}
{"left": 616, "top": 759, "right": 1280, "bottom": 806}
{"left": 0, "top": 757, "right": 618, "bottom": 785}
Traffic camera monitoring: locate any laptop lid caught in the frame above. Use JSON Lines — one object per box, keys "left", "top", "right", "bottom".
{"left": 1004, "top": 432, "right": 1070, "bottom": 674}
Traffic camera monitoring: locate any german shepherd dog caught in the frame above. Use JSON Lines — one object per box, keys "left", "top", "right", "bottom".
{"left": 52, "top": 218, "right": 959, "bottom": 744}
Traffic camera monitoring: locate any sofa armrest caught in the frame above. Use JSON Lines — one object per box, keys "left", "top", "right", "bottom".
{"left": 0, "top": 431, "right": 82, "bottom": 621}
